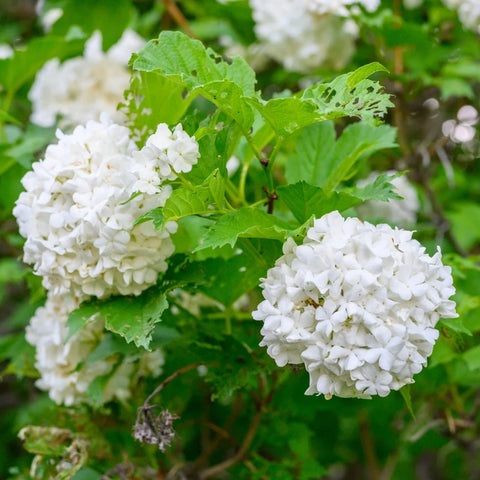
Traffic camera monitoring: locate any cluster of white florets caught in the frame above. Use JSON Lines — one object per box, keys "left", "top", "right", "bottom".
{"left": 308, "top": 0, "right": 379, "bottom": 16}
{"left": 26, "top": 294, "right": 165, "bottom": 406}
{"left": 356, "top": 172, "right": 420, "bottom": 226}
{"left": 13, "top": 116, "right": 197, "bottom": 298}
{"left": 141, "top": 124, "right": 201, "bottom": 180}
{"left": 249, "top": 0, "right": 362, "bottom": 72}
{"left": 17, "top": 116, "right": 198, "bottom": 404}
{"left": 29, "top": 30, "right": 144, "bottom": 127}
{"left": 443, "top": 0, "right": 480, "bottom": 32}
{"left": 253, "top": 211, "right": 457, "bottom": 399}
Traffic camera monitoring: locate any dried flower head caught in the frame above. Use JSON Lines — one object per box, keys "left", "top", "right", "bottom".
{"left": 134, "top": 407, "right": 179, "bottom": 452}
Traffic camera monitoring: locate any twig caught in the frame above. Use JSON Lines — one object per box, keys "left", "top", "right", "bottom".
{"left": 161, "top": 0, "right": 196, "bottom": 38}
{"left": 144, "top": 362, "right": 206, "bottom": 407}
{"left": 198, "top": 407, "right": 263, "bottom": 479}
{"left": 359, "top": 412, "right": 381, "bottom": 480}
{"left": 262, "top": 186, "right": 277, "bottom": 214}
{"left": 198, "top": 377, "right": 270, "bottom": 479}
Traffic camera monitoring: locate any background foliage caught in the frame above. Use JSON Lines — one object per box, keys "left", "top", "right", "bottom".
{"left": 1, "top": 1, "right": 480, "bottom": 479}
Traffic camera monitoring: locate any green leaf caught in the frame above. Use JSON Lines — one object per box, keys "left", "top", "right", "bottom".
{"left": 346, "top": 62, "right": 389, "bottom": 90}
{"left": 50, "top": 0, "right": 134, "bottom": 49}
{"left": 321, "top": 123, "right": 397, "bottom": 193}
{"left": 68, "top": 286, "right": 169, "bottom": 350}
{"left": 84, "top": 334, "right": 136, "bottom": 365}
{"left": 196, "top": 208, "right": 293, "bottom": 251}
{"left": 161, "top": 241, "right": 281, "bottom": 306}
{"left": 122, "top": 72, "right": 190, "bottom": 142}
{"left": 430, "top": 338, "right": 457, "bottom": 368}
{"left": 463, "top": 345, "right": 480, "bottom": 371}
{"left": 286, "top": 122, "right": 397, "bottom": 190}
{"left": 133, "top": 31, "right": 256, "bottom": 95}
{"left": 249, "top": 97, "right": 321, "bottom": 137}
{"left": 195, "top": 80, "right": 254, "bottom": 130}
{"left": 285, "top": 122, "right": 336, "bottom": 186}
{"left": 447, "top": 203, "right": 480, "bottom": 251}
{"left": 186, "top": 134, "right": 228, "bottom": 185}
{"left": 399, "top": 385, "right": 415, "bottom": 420}
{"left": 302, "top": 66, "right": 394, "bottom": 124}
{"left": 5, "top": 124, "right": 56, "bottom": 169}
{"left": 132, "top": 30, "right": 256, "bottom": 129}
{"left": 277, "top": 182, "right": 361, "bottom": 223}
{"left": 163, "top": 185, "right": 211, "bottom": 221}
{"left": 438, "top": 318, "right": 472, "bottom": 336}
{"left": 207, "top": 169, "right": 226, "bottom": 208}
{"left": 347, "top": 172, "right": 403, "bottom": 202}
{"left": 0, "top": 35, "right": 84, "bottom": 92}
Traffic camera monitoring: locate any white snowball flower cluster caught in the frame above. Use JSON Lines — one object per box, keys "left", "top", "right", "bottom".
{"left": 29, "top": 30, "right": 145, "bottom": 127}
{"left": 141, "top": 123, "right": 200, "bottom": 180}
{"left": 26, "top": 294, "right": 164, "bottom": 406}
{"left": 249, "top": 0, "right": 362, "bottom": 73}
{"left": 253, "top": 211, "right": 457, "bottom": 399}
{"left": 13, "top": 116, "right": 201, "bottom": 298}
{"left": 308, "top": 0, "right": 379, "bottom": 16}
{"left": 443, "top": 0, "right": 480, "bottom": 32}
{"left": 356, "top": 172, "right": 420, "bottom": 226}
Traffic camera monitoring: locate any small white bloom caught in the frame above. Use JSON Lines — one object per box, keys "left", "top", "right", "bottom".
{"left": 141, "top": 124, "right": 200, "bottom": 180}
{"left": 356, "top": 171, "right": 420, "bottom": 226}
{"left": 14, "top": 116, "right": 179, "bottom": 298}
{"left": 26, "top": 294, "right": 164, "bottom": 405}
{"left": 29, "top": 30, "right": 145, "bottom": 127}
{"left": 0, "top": 44, "right": 13, "bottom": 59}
{"left": 253, "top": 211, "right": 457, "bottom": 399}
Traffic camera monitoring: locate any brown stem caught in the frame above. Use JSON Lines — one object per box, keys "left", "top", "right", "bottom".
{"left": 359, "top": 412, "right": 381, "bottom": 480}
{"left": 198, "top": 407, "right": 263, "bottom": 479}
{"left": 198, "top": 378, "right": 270, "bottom": 479}
{"left": 193, "top": 395, "right": 243, "bottom": 470}
{"left": 161, "top": 0, "right": 196, "bottom": 38}
{"left": 262, "top": 186, "right": 277, "bottom": 214}
{"left": 393, "top": 0, "right": 404, "bottom": 77}
{"left": 144, "top": 362, "right": 211, "bottom": 407}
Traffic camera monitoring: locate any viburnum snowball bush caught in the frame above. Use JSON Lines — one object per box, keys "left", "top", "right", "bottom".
{"left": 28, "top": 30, "right": 144, "bottom": 127}
{"left": 356, "top": 172, "right": 420, "bottom": 226}
{"left": 249, "top": 0, "right": 359, "bottom": 72}
{"left": 26, "top": 294, "right": 164, "bottom": 406}
{"left": 253, "top": 211, "right": 457, "bottom": 399}
{"left": 13, "top": 116, "right": 199, "bottom": 298}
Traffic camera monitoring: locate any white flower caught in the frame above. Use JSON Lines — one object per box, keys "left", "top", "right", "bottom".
{"left": 14, "top": 116, "right": 180, "bottom": 299}
{"left": 308, "top": 0, "right": 379, "bottom": 16}
{"left": 26, "top": 294, "right": 164, "bottom": 406}
{"left": 36, "top": 0, "right": 63, "bottom": 32}
{"left": 443, "top": 0, "right": 480, "bottom": 33}
{"left": 141, "top": 124, "right": 200, "bottom": 180}
{"left": 29, "top": 30, "right": 144, "bottom": 127}
{"left": 253, "top": 211, "right": 457, "bottom": 399}
{"left": 356, "top": 171, "right": 420, "bottom": 226}
{"left": 249, "top": 0, "right": 360, "bottom": 73}
{"left": 442, "top": 105, "right": 478, "bottom": 144}
{"left": 0, "top": 44, "right": 13, "bottom": 59}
